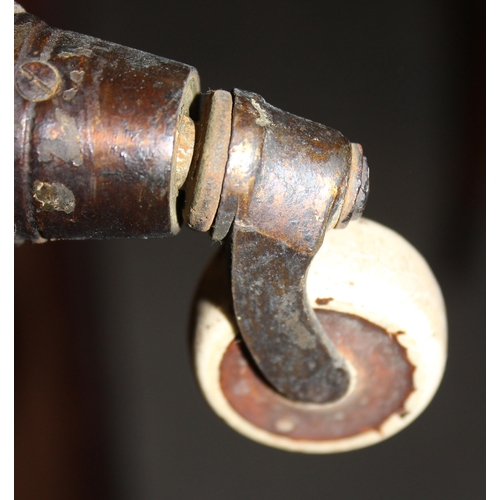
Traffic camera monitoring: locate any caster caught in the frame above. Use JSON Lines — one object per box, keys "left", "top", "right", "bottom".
{"left": 15, "top": 4, "right": 447, "bottom": 454}
{"left": 193, "top": 218, "right": 447, "bottom": 453}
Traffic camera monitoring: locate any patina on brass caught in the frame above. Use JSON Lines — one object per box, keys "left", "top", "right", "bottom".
{"left": 14, "top": 4, "right": 369, "bottom": 404}
{"left": 14, "top": 8, "right": 199, "bottom": 242}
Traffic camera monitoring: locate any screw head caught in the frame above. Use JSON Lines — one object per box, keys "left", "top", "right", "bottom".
{"left": 15, "top": 61, "right": 61, "bottom": 102}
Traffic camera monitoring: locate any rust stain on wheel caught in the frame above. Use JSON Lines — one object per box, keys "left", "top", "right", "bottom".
{"left": 219, "top": 309, "right": 415, "bottom": 441}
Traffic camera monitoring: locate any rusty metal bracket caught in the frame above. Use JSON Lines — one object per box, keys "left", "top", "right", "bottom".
{"left": 209, "top": 90, "right": 369, "bottom": 403}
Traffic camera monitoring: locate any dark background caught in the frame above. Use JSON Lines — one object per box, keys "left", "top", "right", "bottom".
{"left": 15, "top": 0, "right": 485, "bottom": 498}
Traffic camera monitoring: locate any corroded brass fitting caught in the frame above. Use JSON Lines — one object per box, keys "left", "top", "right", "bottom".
{"left": 15, "top": 6, "right": 199, "bottom": 242}
{"left": 13, "top": 3, "right": 369, "bottom": 405}
{"left": 14, "top": 3, "right": 446, "bottom": 453}
{"left": 14, "top": 7, "right": 367, "bottom": 244}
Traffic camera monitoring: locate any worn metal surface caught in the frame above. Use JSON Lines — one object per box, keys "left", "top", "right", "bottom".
{"left": 334, "top": 143, "right": 369, "bottom": 229}
{"left": 215, "top": 90, "right": 369, "bottom": 403}
{"left": 14, "top": 9, "right": 199, "bottom": 241}
{"left": 219, "top": 309, "right": 415, "bottom": 439}
{"left": 183, "top": 90, "right": 233, "bottom": 232}
{"left": 232, "top": 232, "right": 350, "bottom": 402}
{"left": 14, "top": 5, "right": 371, "bottom": 405}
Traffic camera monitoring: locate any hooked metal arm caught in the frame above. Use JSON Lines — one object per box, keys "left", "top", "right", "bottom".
{"left": 211, "top": 90, "right": 369, "bottom": 402}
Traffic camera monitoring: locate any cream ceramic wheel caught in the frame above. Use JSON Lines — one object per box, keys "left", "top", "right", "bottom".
{"left": 193, "top": 218, "right": 447, "bottom": 453}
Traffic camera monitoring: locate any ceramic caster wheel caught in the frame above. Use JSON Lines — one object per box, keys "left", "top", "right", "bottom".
{"left": 193, "top": 218, "right": 447, "bottom": 453}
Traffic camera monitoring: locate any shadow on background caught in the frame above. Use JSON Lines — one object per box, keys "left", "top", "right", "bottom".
{"left": 15, "top": 0, "right": 485, "bottom": 499}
